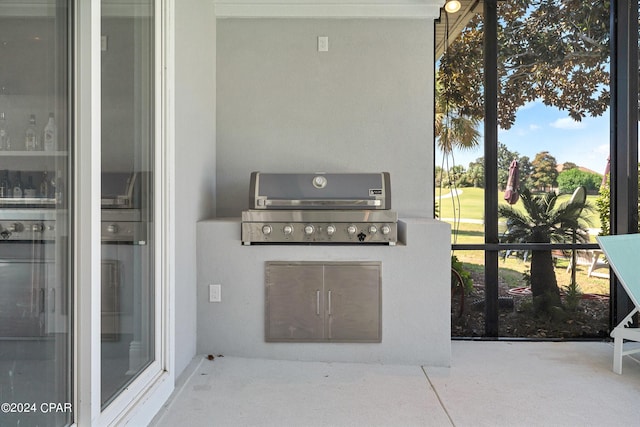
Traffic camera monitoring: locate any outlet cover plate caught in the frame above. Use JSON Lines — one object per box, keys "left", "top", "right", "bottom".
{"left": 209, "top": 284, "right": 221, "bottom": 302}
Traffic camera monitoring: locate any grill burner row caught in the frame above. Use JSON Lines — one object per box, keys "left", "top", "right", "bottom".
{"left": 0, "top": 173, "right": 146, "bottom": 243}
{"left": 241, "top": 172, "right": 397, "bottom": 245}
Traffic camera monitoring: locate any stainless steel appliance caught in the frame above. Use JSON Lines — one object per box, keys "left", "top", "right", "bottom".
{"left": 0, "top": 204, "right": 65, "bottom": 338}
{"left": 101, "top": 172, "right": 147, "bottom": 244}
{"left": 0, "top": 172, "right": 146, "bottom": 339}
{"left": 0, "top": 172, "right": 144, "bottom": 244}
{"left": 0, "top": 210, "right": 59, "bottom": 241}
{"left": 100, "top": 172, "right": 148, "bottom": 342}
{"left": 241, "top": 172, "right": 398, "bottom": 245}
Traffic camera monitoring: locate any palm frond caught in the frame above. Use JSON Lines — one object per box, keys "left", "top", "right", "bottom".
{"left": 498, "top": 188, "right": 593, "bottom": 244}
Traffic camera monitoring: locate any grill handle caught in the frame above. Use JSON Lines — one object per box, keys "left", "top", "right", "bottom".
{"left": 258, "top": 199, "right": 382, "bottom": 209}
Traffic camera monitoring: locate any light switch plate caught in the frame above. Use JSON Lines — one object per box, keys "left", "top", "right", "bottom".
{"left": 209, "top": 284, "right": 221, "bottom": 302}
{"left": 318, "top": 36, "right": 329, "bottom": 52}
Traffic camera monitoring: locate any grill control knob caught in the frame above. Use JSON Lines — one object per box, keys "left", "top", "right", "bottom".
{"left": 304, "top": 225, "right": 315, "bottom": 235}
{"left": 10, "top": 223, "right": 24, "bottom": 233}
{"left": 326, "top": 225, "right": 336, "bottom": 236}
{"left": 347, "top": 225, "right": 357, "bottom": 235}
{"left": 262, "top": 225, "right": 272, "bottom": 235}
{"left": 368, "top": 225, "right": 378, "bottom": 234}
{"left": 381, "top": 225, "right": 391, "bottom": 235}
{"left": 312, "top": 175, "right": 327, "bottom": 189}
{"left": 283, "top": 225, "right": 293, "bottom": 235}
{"left": 107, "top": 224, "right": 119, "bottom": 234}
{"left": 32, "top": 223, "right": 44, "bottom": 233}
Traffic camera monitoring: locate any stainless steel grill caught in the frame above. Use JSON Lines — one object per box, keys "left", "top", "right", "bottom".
{"left": 0, "top": 172, "right": 146, "bottom": 243}
{"left": 241, "top": 172, "right": 397, "bottom": 245}
{"left": 101, "top": 172, "right": 147, "bottom": 244}
{"left": 0, "top": 209, "right": 59, "bottom": 241}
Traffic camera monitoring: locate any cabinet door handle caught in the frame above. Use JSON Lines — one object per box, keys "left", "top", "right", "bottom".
{"left": 327, "top": 290, "right": 332, "bottom": 315}
{"left": 316, "top": 290, "right": 320, "bottom": 316}
{"left": 40, "top": 288, "right": 45, "bottom": 313}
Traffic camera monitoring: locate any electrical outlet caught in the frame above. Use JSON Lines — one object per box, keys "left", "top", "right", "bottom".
{"left": 209, "top": 284, "right": 221, "bottom": 302}
{"left": 318, "top": 36, "right": 329, "bottom": 52}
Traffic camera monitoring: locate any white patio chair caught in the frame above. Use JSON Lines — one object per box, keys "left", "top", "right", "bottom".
{"left": 596, "top": 234, "right": 640, "bottom": 374}
{"left": 565, "top": 249, "right": 609, "bottom": 278}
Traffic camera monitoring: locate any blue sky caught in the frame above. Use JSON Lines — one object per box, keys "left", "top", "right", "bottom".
{"left": 440, "top": 100, "right": 611, "bottom": 175}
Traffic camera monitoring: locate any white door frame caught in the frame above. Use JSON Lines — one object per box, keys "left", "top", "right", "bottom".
{"left": 74, "top": 0, "right": 174, "bottom": 425}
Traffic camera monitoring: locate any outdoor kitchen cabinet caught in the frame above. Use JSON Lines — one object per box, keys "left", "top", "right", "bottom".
{"left": 265, "top": 262, "right": 381, "bottom": 342}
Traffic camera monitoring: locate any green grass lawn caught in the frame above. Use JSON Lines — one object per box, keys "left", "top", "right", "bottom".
{"left": 436, "top": 187, "right": 602, "bottom": 230}
{"left": 437, "top": 187, "right": 486, "bottom": 221}
{"left": 452, "top": 243, "right": 609, "bottom": 295}
{"left": 439, "top": 187, "right": 609, "bottom": 295}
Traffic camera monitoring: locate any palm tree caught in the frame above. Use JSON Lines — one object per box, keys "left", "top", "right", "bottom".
{"left": 498, "top": 188, "right": 591, "bottom": 313}
{"left": 435, "top": 80, "right": 481, "bottom": 154}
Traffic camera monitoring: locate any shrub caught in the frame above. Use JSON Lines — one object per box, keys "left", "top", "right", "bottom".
{"left": 557, "top": 168, "right": 601, "bottom": 194}
{"left": 596, "top": 175, "right": 610, "bottom": 236}
{"left": 451, "top": 255, "right": 473, "bottom": 293}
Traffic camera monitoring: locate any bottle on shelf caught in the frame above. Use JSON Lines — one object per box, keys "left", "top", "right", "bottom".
{"left": 43, "top": 113, "right": 57, "bottom": 152}
{"left": 24, "top": 114, "right": 39, "bottom": 151}
{"left": 13, "top": 171, "right": 23, "bottom": 198}
{"left": 0, "top": 170, "right": 10, "bottom": 198}
{"left": 0, "top": 112, "right": 10, "bottom": 150}
{"left": 24, "top": 175, "right": 36, "bottom": 198}
{"left": 54, "top": 169, "right": 65, "bottom": 206}
{"left": 40, "top": 171, "right": 51, "bottom": 198}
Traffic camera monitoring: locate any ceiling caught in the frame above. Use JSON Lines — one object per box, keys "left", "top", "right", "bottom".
{"left": 435, "top": 0, "right": 483, "bottom": 59}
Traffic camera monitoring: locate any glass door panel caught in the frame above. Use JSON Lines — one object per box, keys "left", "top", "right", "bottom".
{"left": 495, "top": 1, "right": 610, "bottom": 338}
{"left": 435, "top": 5, "right": 485, "bottom": 244}
{"left": 435, "top": 4, "right": 486, "bottom": 334}
{"left": 100, "top": 1, "right": 155, "bottom": 407}
{"left": 0, "top": 2, "right": 72, "bottom": 426}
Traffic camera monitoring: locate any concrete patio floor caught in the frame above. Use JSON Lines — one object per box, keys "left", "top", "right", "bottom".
{"left": 151, "top": 341, "right": 640, "bottom": 426}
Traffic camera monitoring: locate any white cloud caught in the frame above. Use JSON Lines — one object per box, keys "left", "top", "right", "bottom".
{"left": 595, "top": 143, "right": 609, "bottom": 155}
{"left": 529, "top": 124, "right": 540, "bottom": 131}
{"left": 550, "top": 117, "right": 586, "bottom": 130}
{"left": 520, "top": 100, "right": 542, "bottom": 110}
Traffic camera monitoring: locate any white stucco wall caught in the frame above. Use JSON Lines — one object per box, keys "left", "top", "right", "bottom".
{"left": 174, "top": 0, "right": 217, "bottom": 378}
{"left": 175, "top": 7, "right": 445, "bottom": 377}
{"left": 216, "top": 18, "right": 434, "bottom": 218}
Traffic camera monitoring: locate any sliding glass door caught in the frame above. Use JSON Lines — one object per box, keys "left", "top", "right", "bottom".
{"left": 100, "top": 0, "right": 155, "bottom": 407}
{"left": 0, "top": 2, "right": 72, "bottom": 426}
{"left": 0, "top": 0, "right": 166, "bottom": 424}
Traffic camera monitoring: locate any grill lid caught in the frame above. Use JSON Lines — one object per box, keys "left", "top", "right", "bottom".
{"left": 249, "top": 172, "right": 391, "bottom": 210}
{"left": 101, "top": 172, "right": 138, "bottom": 208}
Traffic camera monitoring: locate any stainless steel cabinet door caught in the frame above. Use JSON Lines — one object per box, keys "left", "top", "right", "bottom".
{"left": 325, "top": 264, "right": 381, "bottom": 342}
{"left": 266, "top": 263, "right": 325, "bottom": 341}
{"left": 265, "top": 262, "right": 381, "bottom": 342}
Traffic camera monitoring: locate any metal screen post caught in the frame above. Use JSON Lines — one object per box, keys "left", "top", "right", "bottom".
{"left": 610, "top": 0, "right": 639, "bottom": 327}
{"left": 484, "top": 0, "right": 499, "bottom": 337}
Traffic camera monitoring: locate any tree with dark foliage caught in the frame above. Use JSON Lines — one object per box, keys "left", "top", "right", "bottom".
{"left": 531, "top": 151, "right": 559, "bottom": 191}
{"left": 438, "top": 0, "right": 610, "bottom": 130}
